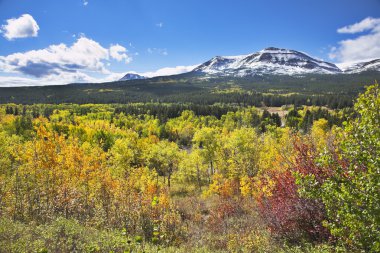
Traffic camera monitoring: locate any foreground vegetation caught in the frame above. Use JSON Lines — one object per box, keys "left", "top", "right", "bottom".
{"left": 0, "top": 84, "right": 379, "bottom": 252}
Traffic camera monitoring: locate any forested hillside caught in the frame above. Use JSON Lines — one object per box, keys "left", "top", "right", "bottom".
{"left": 1, "top": 72, "right": 379, "bottom": 108}
{"left": 0, "top": 84, "right": 378, "bottom": 252}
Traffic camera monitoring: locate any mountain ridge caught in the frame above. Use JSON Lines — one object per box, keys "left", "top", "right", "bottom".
{"left": 339, "top": 59, "right": 380, "bottom": 73}
{"left": 192, "top": 47, "right": 342, "bottom": 76}
{"left": 120, "top": 47, "right": 379, "bottom": 81}
{"left": 119, "top": 73, "right": 146, "bottom": 81}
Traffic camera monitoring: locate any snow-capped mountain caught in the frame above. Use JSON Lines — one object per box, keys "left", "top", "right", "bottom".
{"left": 192, "top": 47, "right": 342, "bottom": 76}
{"left": 119, "top": 73, "right": 146, "bottom": 81}
{"left": 338, "top": 59, "right": 380, "bottom": 74}
{"left": 119, "top": 48, "right": 379, "bottom": 80}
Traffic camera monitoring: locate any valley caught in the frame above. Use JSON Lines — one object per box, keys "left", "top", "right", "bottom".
{"left": 1, "top": 2, "right": 379, "bottom": 251}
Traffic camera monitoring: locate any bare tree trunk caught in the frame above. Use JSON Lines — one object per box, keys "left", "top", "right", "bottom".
{"left": 196, "top": 165, "right": 202, "bottom": 191}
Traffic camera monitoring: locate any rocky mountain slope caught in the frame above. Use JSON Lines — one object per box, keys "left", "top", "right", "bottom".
{"left": 119, "top": 73, "right": 146, "bottom": 81}
{"left": 192, "top": 47, "right": 342, "bottom": 76}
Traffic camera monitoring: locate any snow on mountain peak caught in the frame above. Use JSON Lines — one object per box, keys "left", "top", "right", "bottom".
{"left": 119, "top": 73, "right": 146, "bottom": 81}
{"left": 193, "top": 47, "right": 342, "bottom": 76}
{"left": 120, "top": 48, "right": 380, "bottom": 80}
{"left": 338, "top": 59, "right": 380, "bottom": 73}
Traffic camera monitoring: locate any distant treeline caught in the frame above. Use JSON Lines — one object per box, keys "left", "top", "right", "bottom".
{"left": 0, "top": 72, "right": 378, "bottom": 108}
{"left": 3, "top": 103, "right": 353, "bottom": 139}
{"left": 0, "top": 86, "right": 355, "bottom": 109}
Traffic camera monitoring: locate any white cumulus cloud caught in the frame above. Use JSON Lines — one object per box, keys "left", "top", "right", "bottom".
{"left": 337, "top": 17, "right": 380, "bottom": 34}
{"left": 0, "top": 63, "right": 199, "bottom": 87}
{"left": 0, "top": 71, "right": 125, "bottom": 87}
{"left": 330, "top": 17, "right": 380, "bottom": 62}
{"left": 1, "top": 14, "right": 40, "bottom": 40}
{"left": 109, "top": 44, "right": 132, "bottom": 63}
{"left": 140, "top": 64, "right": 199, "bottom": 78}
{"left": 0, "top": 34, "right": 197, "bottom": 86}
{"left": 0, "top": 36, "right": 131, "bottom": 79}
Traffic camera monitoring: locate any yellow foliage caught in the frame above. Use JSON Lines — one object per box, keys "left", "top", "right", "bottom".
{"left": 311, "top": 118, "right": 329, "bottom": 150}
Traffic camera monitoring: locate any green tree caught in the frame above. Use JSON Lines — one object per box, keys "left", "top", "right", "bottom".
{"left": 145, "top": 140, "right": 181, "bottom": 188}
{"left": 217, "top": 128, "right": 260, "bottom": 178}
{"left": 192, "top": 127, "right": 219, "bottom": 178}
{"left": 109, "top": 130, "right": 141, "bottom": 178}
{"left": 297, "top": 84, "right": 380, "bottom": 252}
{"left": 176, "top": 148, "right": 208, "bottom": 192}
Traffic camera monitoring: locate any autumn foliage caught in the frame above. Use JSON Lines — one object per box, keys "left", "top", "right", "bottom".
{"left": 0, "top": 85, "right": 379, "bottom": 252}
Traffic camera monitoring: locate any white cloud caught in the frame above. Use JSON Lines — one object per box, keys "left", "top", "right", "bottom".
{"left": 0, "top": 63, "right": 199, "bottom": 87}
{"left": 0, "top": 75, "right": 43, "bottom": 87}
{"left": 0, "top": 72, "right": 92, "bottom": 87}
{"left": 0, "top": 34, "right": 196, "bottom": 86}
{"left": 147, "top": 47, "right": 168, "bottom": 56}
{"left": 1, "top": 14, "right": 40, "bottom": 40}
{"left": 140, "top": 64, "right": 198, "bottom": 78}
{"left": 109, "top": 44, "right": 132, "bottom": 63}
{"left": 330, "top": 17, "right": 380, "bottom": 62}
{"left": 0, "top": 36, "right": 109, "bottom": 77}
{"left": 0, "top": 36, "right": 132, "bottom": 79}
{"left": 337, "top": 17, "right": 380, "bottom": 34}
{"left": 83, "top": 0, "right": 89, "bottom": 6}
{"left": 0, "top": 71, "right": 125, "bottom": 87}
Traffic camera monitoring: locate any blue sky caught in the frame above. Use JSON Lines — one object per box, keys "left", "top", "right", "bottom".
{"left": 0, "top": 0, "right": 380, "bottom": 86}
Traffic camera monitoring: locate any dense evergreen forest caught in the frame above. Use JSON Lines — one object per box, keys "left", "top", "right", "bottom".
{"left": 0, "top": 83, "right": 378, "bottom": 252}
{"left": 1, "top": 72, "right": 379, "bottom": 107}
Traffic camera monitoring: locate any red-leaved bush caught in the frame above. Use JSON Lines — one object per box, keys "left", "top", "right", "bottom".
{"left": 257, "top": 138, "right": 330, "bottom": 243}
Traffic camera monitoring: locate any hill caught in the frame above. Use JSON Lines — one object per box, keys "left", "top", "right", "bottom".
{"left": 0, "top": 71, "right": 379, "bottom": 108}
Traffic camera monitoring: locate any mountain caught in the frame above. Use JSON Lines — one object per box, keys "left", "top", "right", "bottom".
{"left": 119, "top": 73, "right": 146, "bottom": 81}
{"left": 192, "top": 47, "right": 342, "bottom": 76}
{"left": 340, "top": 59, "right": 380, "bottom": 73}
{"left": 118, "top": 48, "right": 379, "bottom": 81}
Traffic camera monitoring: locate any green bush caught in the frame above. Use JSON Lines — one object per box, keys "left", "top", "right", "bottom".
{"left": 296, "top": 84, "right": 380, "bottom": 252}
